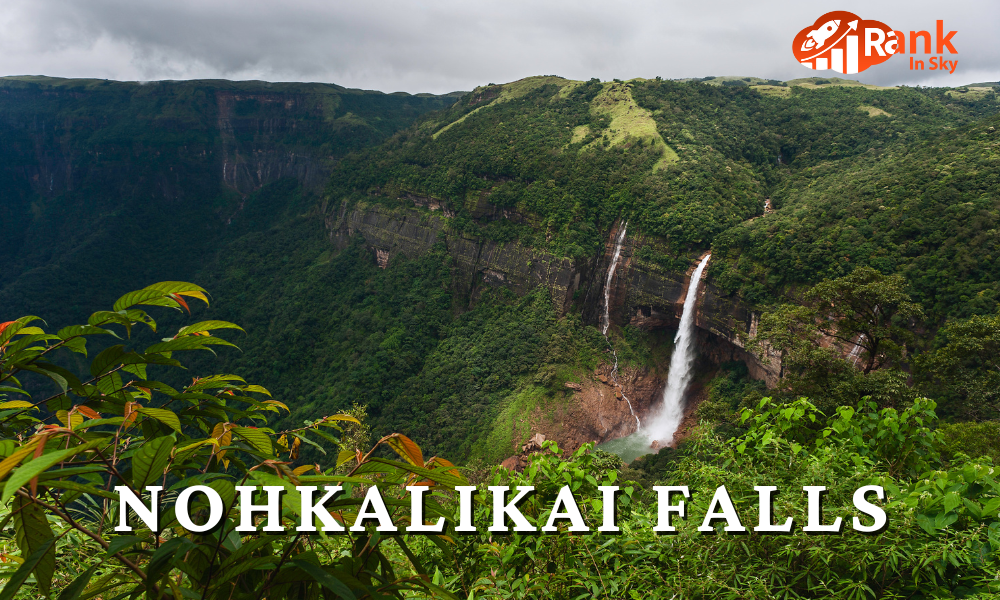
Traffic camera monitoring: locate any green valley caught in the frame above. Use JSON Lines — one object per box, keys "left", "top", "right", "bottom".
{"left": 4, "top": 73, "right": 1000, "bottom": 599}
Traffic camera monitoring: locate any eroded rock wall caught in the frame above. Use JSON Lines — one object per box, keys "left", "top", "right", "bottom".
{"left": 324, "top": 200, "right": 781, "bottom": 454}
{"left": 325, "top": 199, "right": 587, "bottom": 312}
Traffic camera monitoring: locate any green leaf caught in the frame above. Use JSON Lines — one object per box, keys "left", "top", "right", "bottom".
{"left": 146, "top": 537, "right": 196, "bottom": 584}
{"left": 963, "top": 498, "right": 983, "bottom": 520}
{"left": 0, "top": 535, "right": 56, "bottom": 600}
{"left": 144, "top": 336, "right": 238, "bottom": 354}
{"left": 57, "top": 325, "right": 114, "bottom": 340}
{"left": 137, "top": 407, "right": 181, "bottom": 432}
{"left": 131, "top": 436, "right": 175, "bottom": 489}
{"left": 361, "top": 457, "right": 466, "bottom": 488}
{"left": 44, "top": 479, "right": 119, "bottom": 500}
{"left": 176, "top": 320, "right": 245, "bottom": 337}
{"left": 0, "top": 440, "right": 15, "bottom": 458}
{"left": 233, "top": 427, "right": 272, "bottom": 455}
{"left": 0, "top": 400, "right": 33, "bottom": 410}
{"left": 89, "top": 345, "right": 126, "bottom": 378}
{"left": 142, "top": 281, "right": 209, "bottom": 297}
{"left": 11, "top": 495, "right": 56, "bottom": 596}
{"left": 934, "top": 511, "right": 959, "bottom": 529}
{"left": 290, "top": 432, "right": 326, "bottom": 456}
{"left": 290, "top": 560, "right": 357, "bottom": 599}
{"left": 56, "top": 564, "right": 99, "bottom": 600}
{"left": 3, "top": 439, "right": 107, "bottom": 503}
{"left": 105, "top": 535, "right": 148, "bottom": 557}
{"left": 112, "top": 289, "right": 173, "bottom": 312}
{"left": 62, "top": 337, "right": 88, "bottom": 356}
{"left": 943, "top": 491, "right": 962, "bottom": 513}
{"left": 982, "top": 497, "right": 1000, "bottom": 517}
{"left": 0, "top": 386, "right": 30, "bottom": 397}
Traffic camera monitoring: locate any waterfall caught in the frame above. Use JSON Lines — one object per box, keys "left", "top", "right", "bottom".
{"left": 598, "top": 222, "right": 639, "bottom": 431}
{"left": 848, "top": 334, "right": 866, "bottom": 366}
{"left": 601, "top": 222, "right": 628, "bottom": 335}
{"left": 644, "top": 254, "right": 711, "bottom": 445}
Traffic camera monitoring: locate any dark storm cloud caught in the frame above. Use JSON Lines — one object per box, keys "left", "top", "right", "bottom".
{"left": 1, "top": 0, "right": 997, "bottom": 93}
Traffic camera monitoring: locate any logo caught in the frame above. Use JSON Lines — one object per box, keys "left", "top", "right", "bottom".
{"left": 793, "top": 11, "right": 897, "bottom": 74}
{"left": 793, "top": 12, "right": 959, "bottom": 75}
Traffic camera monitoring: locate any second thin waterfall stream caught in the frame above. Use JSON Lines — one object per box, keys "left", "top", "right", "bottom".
{"left": 600, "top": 222, "right": 640, "bottom": 430}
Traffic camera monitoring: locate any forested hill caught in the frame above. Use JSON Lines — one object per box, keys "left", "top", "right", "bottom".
{"left": 0, "top": 76, "right": 461, "bottom": 322}
{"left": 333, "top": 78, "right": 984, "bottom": 245}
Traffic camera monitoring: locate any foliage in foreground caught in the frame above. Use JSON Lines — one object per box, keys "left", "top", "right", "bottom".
{"left": 0, "top": 283, "right": 464, "bottom": 599}
{"left": 433, "top": 397, "right": 1000, "bottom": 600}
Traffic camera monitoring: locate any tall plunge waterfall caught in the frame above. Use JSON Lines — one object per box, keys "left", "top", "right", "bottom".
{"left": 644, "top": 254, "right": 711, "bottom": 445}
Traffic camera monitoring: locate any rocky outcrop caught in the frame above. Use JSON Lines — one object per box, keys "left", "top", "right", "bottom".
{"left": 325, "top": 199, "right": 781, "bottom": 385}
{"left": 324, "top": 199, "right": 782, "bottom": 454}
{"left": 215, "top": 91, "right": 333, "bottom": 194}
{"left": 325, "top": 199, "right": 586, "bottom": 312}
{"left": 499, "top": 363, "right": 665, "bottom": 463}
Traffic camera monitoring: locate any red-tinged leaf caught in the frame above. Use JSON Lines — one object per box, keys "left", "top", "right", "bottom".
{"left": 426, "top": 456, "right": 461, "bottom": 478}
{"left": 123, "top": 402, "right": 139, "bottom": 427}
{"left": 0, "top": 321, "right": 15, "bottom": 336}
{"left": 379, "top": 433, "right": 424, "bottom": 467}
{"left": 169, "top": 293, "right": 190, "bottom": 314}
{"left": 76, "top": 406, "right": 100, "bottom": 419}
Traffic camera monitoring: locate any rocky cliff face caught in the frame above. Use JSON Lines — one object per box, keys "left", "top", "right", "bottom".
{"left": 615, "top": 235, "right": 782, "bottom": 386}
{"left": 215, "top": 91, "right": 336, "bottom": 194}
{"left": 0, "top": 76, "right": 457, "bottom": 316}
{"left": 327, "top": 198, "right": 780, "bottom": 383}
{"left": 325, "top": 199, "right": 782, "bottom": 452}
{"left": 325, "top": 199, "right": 588, "bottom": 313}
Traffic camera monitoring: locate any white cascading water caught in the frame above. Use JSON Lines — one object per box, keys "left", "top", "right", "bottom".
{"left": 601, "top": 222, "right": 628, "bottom": 335}
{"left": 848, "top": 334, "right": 866, "bottom": 366}
{"left": 644, "top": 254, "right": 711, "bottom": 445}
{"left": 599, "top": 222, "right": 640, "bottom": 430}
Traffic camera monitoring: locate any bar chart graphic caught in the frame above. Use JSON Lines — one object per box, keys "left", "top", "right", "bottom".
{"left": 792, "top": 11, "right": 897, "bottom": 75}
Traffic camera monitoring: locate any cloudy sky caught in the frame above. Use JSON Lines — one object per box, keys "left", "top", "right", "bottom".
{"left": 0, "top": 0, "right": 995, "bottom": 94}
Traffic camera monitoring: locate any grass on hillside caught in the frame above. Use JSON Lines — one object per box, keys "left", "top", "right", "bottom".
{"left": 857, "top": 104, "right": 893, "bottom": 117}
{"left": 584, "top": 81, "right": 678, "bottom": 171}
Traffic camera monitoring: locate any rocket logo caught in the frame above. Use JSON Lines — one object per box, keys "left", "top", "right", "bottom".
{"left": 793, "top": 11, "right": 897, "bottom": 74}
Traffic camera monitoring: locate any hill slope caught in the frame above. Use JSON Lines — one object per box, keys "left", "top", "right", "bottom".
{"left": 4, "top": 75, "right": 1000, "bottom": 460}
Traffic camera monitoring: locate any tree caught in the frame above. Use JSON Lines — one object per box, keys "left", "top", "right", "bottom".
{"left": 915, "top": 311, "right": 1000, "bottom": 420}
{"left": 0, "top": 282, "right": 462, "bottom": 599}
{"left": 754, "top": 267, "right": 922, "bottom": 408}
{"left": 807, "top": 267, "right": 924, "bottom": 374}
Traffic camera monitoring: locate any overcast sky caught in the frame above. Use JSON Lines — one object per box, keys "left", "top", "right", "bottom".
{"left": 1, "top": 0, "right": 996, "bottom": 94}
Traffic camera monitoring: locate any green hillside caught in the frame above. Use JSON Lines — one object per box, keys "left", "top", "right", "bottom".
{"left": 0, "top": 76, "right": 460, "bottom": 322}
{"left": 6, "top": 75, "right": 1000, "bottom": 458}
{"left": 7, "top": 74, "right": 1000, "bottom": 599}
